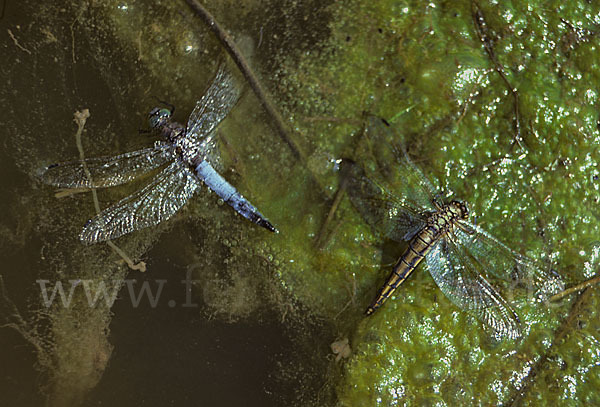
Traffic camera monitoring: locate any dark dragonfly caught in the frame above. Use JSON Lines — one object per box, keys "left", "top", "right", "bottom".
{"left": 345, "top": 117, "right": 563, "bottom": 339}
{"left": 40, "top": 66, "right": 277, "bottom": 244}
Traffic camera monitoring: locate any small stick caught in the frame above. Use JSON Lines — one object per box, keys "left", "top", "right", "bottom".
{"left": 314, "top": 169, "right": 350, "bottom": 249}
{"left": 0, "top": 0, "right": 7, "bottom": 22}
{"left": 184, "top": 0, "right": 303, "bottom": 161}
{"left": 73, "top": 110, "right": 146, "bottom": 272}
{"left": 54, "top": 187, "right": 90, "bottom": 198}
{"left": 550, "top": 274, "right": 600, "bottom": 302}
{"left": 506, "top": 288, "right": 592, "bottom": 406}
{"left": 472, "top": 3, "right": 523, "bottom": 150}
{"left": 7, "top": 28, "right": 31, "bottom": 54}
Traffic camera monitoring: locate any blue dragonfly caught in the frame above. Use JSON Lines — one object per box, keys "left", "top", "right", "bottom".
{"left": 40, "top": 66, "right": 277, "bottom": 244}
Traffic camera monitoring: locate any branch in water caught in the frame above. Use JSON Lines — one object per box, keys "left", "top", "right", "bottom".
{"left": 73, "top": 109, "right": 146, "bottom": 272}
{"left": 184, "top": 0, "right": 303, "bottom": 161}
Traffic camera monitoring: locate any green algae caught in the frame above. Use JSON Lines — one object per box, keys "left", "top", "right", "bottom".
{"left": 4, "top": 0, "right": 599, "bottom": 405}
{"left": 264, "top": 0, "right": 600, "bottom": 405}
{"left": 93, "top": 0, "right": 600, "bottom": 404}
{"left": 274, "top": 2, "right": 599, "bottom": 405}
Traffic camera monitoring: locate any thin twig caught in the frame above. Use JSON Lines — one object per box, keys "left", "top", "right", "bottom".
{"left": 7, "top": 28, "right": 31, "bottom": 54}
{"left": 54, "top": 187, "right": 90, "bottom": 198}
{"left": 184, "top": 0, "right": 303, "bottom": 161}
{"left": 314, "top": 167, "right": 349, "bottom": 249}
{"left": 505, "top": 288, "right": 593, "bottom": 406}
{"left": 70, "top": 18, "right": 77, "bottom": 63}
{"left": 302, "top": 116, "right": 363, "bottom": 127}
{"left": 334, "top": 274, "right": 357, "bottom": 320}
{"left": 73, "top": 110, "right": 146, "bottom": 272}
{"left": 0, "top": 0, "right": 8, "bottom": 22}
{"left": 550, "top": 274, "right": 600, "bottom": 302}
{"left": 472, "top": 2, "right": 523, "bottom": 150}
{"left": 106, "top": 242, "right": 146, "bottom": 272}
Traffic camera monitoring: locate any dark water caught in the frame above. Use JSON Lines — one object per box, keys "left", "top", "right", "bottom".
{"left": 0, "top": 1, "right": 336, "bottom": 406}
{"left": 85, "top": 230, "right": 304, "bottom": 407}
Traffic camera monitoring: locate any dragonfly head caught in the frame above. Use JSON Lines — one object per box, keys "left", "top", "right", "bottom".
{"left": 450, "top": 200, "right": 469, "bottom": 220}
{"left": 148, "top": 107, "right": 172, "bottom": 129}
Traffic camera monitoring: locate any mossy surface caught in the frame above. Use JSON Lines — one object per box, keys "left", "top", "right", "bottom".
{"left": 273, "top": 1, "right": 600, "bottom": 405}
{"left": 3, "top": 0, "right": 599, "bottom": 405}
{"left": 90, "top": 0, "right": 600, "bottom": 404}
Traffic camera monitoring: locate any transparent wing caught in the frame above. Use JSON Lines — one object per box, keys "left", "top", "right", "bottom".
{"left": 186, "top": 65, "right": 240, "bottom": 143}
{"left": 80, "top": 159, "right": 200, "bottom": 244}
{"left": 197, "top": 132, "right": 222, "bottom": 169}
{"left": 343, "top": 159, "right": 427, "bottom": 242}
{"left": 361, "top": 116, "right": 440, "bottom": 211}
{"left": 39, "top": 142, "right": 175, "bottom": 189}
{"left": 454, "top": 221, "right": 564, "bottom": 298}
{"left": 426, "top": 238, "right": 523, "bottom": 340}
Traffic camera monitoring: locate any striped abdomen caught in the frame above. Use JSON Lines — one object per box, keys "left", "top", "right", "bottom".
{"left": 365, "top": 202, "right": 467, "bottom": 315}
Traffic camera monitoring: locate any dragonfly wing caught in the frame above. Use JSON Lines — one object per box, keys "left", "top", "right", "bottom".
{"left": 197, "top": 131, "right": 222, "bottom": 170}
{"left": 80, "top": 159, "right": 200, "bottom": 244}
{"left": 454, "top": 221, "right": 564, "bottom": 298}
{"left": 426, "top": 238, "right": 523, "bottom": 339}
{"left": 343, "top": 159, "right": 427, "bottom": 242}
{"left": 362, "top": 116, "right": 440, "bottom": 211}
{"left": 39, "top": 142, "right": 175, "bottom": 189}
{"left": 186, "top": 65, "right": 240, "bottom": 144}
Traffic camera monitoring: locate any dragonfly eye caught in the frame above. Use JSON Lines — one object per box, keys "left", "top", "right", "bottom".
{"left": 148, "top": 108, "right": 171, "bottom": 128}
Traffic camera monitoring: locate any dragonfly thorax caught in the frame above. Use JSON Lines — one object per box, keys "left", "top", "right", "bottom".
{"left": 448, "top": 200, "right": 468, "bottom": 220}
{"left": 426, "top": 200, "right": 468, "bottom": 236}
